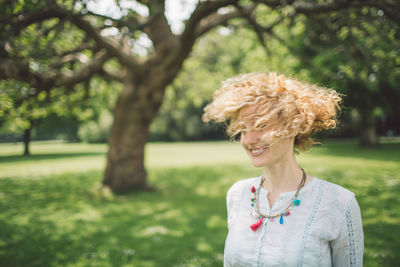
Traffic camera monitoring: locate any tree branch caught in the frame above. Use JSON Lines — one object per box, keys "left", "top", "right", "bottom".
{"left": 55, "top": 49, "right": 109, "bottom": 86}
{"left": 102, "top": 67, "right": 125, "bottom": 83}
{"left": 143, "top": 10, "right": 176, "bottom": 56}
{"left": 65, "top": 11, "right": 142, "bottom": 73}
{"left": 256, "top": 0, "right": 398, "bottom": 18}
{"left": 9, "top": 5, "right": 66, "bottom": 36}
{"left": 0, "top": 47, "right": 109, "bottom": 100}
{"left": 8, "top": 4, "right": 144, "bottom": 74}
{"left": 50, "top": 52, "right": 90, "bottom": 69}
{"left": 194, "top": 4, "right": 257, "bottom": 38}
{"left": 239, "top": 5, "right": 284, "bottom": 48}
{"left": 292, "top": 0, "right": 351, "bottom": 14}
{"left": 0, "top": 56, "right": 48, "bottom": 89}
{"left": 180, "top": 0, "right": 238, "bottom": 44}
{"left": 85, "top": 9, "right": 160, "bottom": 34}
{"left": 291, "top": 0, "right": 400, "bottom": 18}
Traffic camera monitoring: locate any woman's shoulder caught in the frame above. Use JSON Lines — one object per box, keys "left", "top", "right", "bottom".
{"left": 315, "top": 177, "right": 358, "bottom": 210}
{"left": 226, "top": 177, "right": 261, "bottom": 202}
{"left": 228, "top": 176, "right": 260, "bottom": 194}
{"left": 318, "top": 178, "right": 355, "bottom": 196}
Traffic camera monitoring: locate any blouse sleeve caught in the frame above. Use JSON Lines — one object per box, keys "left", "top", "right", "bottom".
{"left": 330, "top": 194, "right": 364, "bottom": 267}
{"left": 226, "top": 181, "right": 243, "bottom": 230}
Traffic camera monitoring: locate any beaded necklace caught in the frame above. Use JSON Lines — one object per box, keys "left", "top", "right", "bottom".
{"left": 249, "top": 169, "right": 306, "bottom": 231}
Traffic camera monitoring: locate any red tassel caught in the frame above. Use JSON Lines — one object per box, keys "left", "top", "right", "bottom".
{"left": 250, "top": 217, "right": 264, "bottom": 231}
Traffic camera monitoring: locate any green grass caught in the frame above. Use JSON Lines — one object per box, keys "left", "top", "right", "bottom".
{"left": 0, "top": 140, "right": 399, "bottom": 266}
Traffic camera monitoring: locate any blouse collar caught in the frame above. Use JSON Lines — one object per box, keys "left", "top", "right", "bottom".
{"left": 258, "top": 175, "right": 319, "bottom": 197}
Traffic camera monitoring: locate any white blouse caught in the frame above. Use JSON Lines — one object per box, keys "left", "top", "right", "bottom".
{"left": 224, "top": 176, "right": 364, "bottom": 267}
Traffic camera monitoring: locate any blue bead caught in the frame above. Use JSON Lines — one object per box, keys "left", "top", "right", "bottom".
{"left": 293, "top": 199, "right": 301, "bottom": 206}
{"left": 251, "top": 203, "right": 254, "bottom": 206}
{"left": 280, "top": 215, "right": 284, "bottom": 224}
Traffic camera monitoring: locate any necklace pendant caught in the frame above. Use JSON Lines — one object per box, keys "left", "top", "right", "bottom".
{"left": 293, "top": 199, "right": 301, "bottom": 206}
{"left": 251, "top": 210, "right": 259, "bottom": 219}
{"left": 250, "top": 217, "right": 264, "bottom": 231}
{"left": 250, "top": 171, "right": 306, "bottom": 227}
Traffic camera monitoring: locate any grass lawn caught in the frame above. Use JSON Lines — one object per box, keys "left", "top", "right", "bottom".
{"left": 0, "top": 140, "right": 399, "bottom": 266}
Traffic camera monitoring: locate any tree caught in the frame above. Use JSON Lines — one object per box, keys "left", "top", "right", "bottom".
{"left": 287, "top": 7, "right": 400, "bottom": 146}
{"left": 150, "top": 27, "right": 273, "bottom": 141}
{"left": 1, "top": 0, "right": 396, "bottom": 191}
{"left": 0, "top": 0, "right": 110, "bottom": 153}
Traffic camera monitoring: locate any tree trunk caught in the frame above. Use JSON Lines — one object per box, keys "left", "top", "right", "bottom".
{"left": 102, "top": 48, "right": 182, "bottom": 192}
{"left": 23, "top": 128, "right": 31, "bottom": 156}
{"left": 359, "top": 107, "right": 377, "bottom": 147}
{"left": 103, "top": 79, "right": 158, "bottom": 192}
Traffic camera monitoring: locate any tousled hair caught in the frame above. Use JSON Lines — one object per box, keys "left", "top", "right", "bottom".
{"left": 202, "top": 72, "right": 342, "bottom": 151}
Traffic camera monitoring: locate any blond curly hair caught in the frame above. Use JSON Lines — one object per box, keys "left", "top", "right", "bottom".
{"left": 202, "top": 72, "right": 342, "bottom": 150}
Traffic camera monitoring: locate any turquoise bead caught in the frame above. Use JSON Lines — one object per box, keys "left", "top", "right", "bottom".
{"left": 279, "top": 215, "right": 284, "bottom": 224}
{"left": 293, "top": 199, "right": 301, "bottom": 206}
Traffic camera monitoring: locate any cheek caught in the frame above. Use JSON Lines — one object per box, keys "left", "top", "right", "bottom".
{"left": 273, "top": 139, "right": 295, "bottom": 156}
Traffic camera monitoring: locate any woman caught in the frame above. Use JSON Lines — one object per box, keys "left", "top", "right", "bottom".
{"left": 202, "top": 72, "right": 364, "bottom": 266}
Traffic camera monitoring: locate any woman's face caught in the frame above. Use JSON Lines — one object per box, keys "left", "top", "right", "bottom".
{"left": 239, "top": 106, "right": 295, "bottom": 168}
{"left": 240, "top": 128, "right": 294, "bottom": 168}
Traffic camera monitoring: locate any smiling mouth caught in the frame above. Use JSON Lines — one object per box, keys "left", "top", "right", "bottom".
{"left": 249, "top": 146, "right": 268, "bottom": 156}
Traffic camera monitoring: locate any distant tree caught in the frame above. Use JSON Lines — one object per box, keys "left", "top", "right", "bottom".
{"left": 0, "top": 76, "right": 117, "bottom": 154}
{"left": 1, "top": 0, "right": 395, "bottom": 191}
{"left": 1, "top": 80, "right": 37, "bottom": 155}
{"left": 289, "top": 7, "right": 400, "bottom": 146}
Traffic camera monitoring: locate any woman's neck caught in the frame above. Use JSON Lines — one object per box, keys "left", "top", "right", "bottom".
{"left": 262, "top": 154, "right": 304, "bottom": 195}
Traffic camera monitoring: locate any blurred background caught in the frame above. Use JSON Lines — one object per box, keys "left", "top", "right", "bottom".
{"left": 0, "top": 0, "right": 399, "bottom": 266}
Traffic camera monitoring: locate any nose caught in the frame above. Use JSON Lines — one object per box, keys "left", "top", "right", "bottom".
{"left": 241, "top": 130, "right": 260, "bottom": 146}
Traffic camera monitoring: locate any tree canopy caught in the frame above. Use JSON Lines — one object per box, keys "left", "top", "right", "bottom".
{"left": 1, "top": 0, "right": 399, "bottom": 191}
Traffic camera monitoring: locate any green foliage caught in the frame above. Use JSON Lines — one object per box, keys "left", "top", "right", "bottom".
{"left": 2, "top": 0, "right": 399, "bottom": 145}
{"left": 150, "top": 26, "right": 299, "bottom": 141}
{"left": 0, "top": 140, "right": 399, "bottom": 266}
{"left": 285, "top": 9, "right": 400, "bottom": 137}
{"left": 33, "top": 114, "right": 80, "bottom": 141}
{"left": 0, "top": 75, "right": 121, "bottom": 142}
{"left": 78, "top": 110, "right": 113, "bottom": 143}
{"left": 0, "top": 0, "right": 118, "bottom": 143}
{"left": 75, "top": 78, "right": 121, "bottom": 143}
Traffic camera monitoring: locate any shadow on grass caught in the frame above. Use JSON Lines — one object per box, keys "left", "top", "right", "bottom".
{"left": 306, "top": 165, "right": 400, "bottom": 266}
{"left": 0, "top": 163, "right": 399, "bottom": 266}
{"left": 0, "top": 219, "right": 87, "bottom": 266}
{"left": 0, "top": 166, "right": 254, "bottom": 267}
{"left": 357, "top": 184, "right": 400, "bottom": 266}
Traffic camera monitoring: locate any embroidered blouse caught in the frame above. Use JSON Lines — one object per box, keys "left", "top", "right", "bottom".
{"left": 224, "top": 176, "right": 364, "bottom": 267}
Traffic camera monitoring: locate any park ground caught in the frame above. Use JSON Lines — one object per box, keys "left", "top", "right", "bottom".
{"left": 0, "top": 140, "right": 399, "bottom": 266}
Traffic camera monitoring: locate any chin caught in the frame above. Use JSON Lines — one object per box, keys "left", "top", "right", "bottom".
{"left": 246, "top": 149, "right": 269, "bottom": 167}
{"left": 251, "top": 161, "right": 268, "bottom": 168}
{"left": 248, "top": 156, "right": 269, "bottom": 167}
